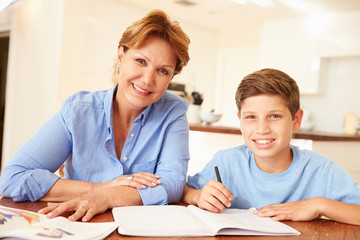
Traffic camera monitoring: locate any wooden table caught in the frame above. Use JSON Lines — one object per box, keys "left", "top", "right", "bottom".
{"left": 1, "top": 197, "right": 360, "bottom": 240}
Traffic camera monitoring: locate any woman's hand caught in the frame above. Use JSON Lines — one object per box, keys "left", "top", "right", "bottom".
{"left": 94, "top": 172, "right": 161, "bottom": 191}
{"left": 38, "top": 189, "right": 112, "bottom": 222}
{"left": 38, "top": 173, "right": 158, "bottom": 222}
{"left": 253, "top": 198, "right": 322, "bottom": 221}
{"left": 195, "top": 180, "right": 233, "bottom": 213}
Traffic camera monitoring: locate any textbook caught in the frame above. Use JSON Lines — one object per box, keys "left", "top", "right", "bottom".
{"left": 0, "top": 205, "right": 118, "bottom": 239}
{"left": 112, "top": 205, "right": 301, "bottom": 237}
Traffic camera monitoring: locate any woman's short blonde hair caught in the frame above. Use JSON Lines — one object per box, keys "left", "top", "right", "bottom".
{"left": 113, "top": 9, "right": 190, "bottom": 83}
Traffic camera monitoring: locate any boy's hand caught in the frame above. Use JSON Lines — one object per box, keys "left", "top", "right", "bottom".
{"left": 196, "top": 180, "right": 233, "bottom": 213}
{"left": 253, "top": 198, "right": 322, "bottom": 221}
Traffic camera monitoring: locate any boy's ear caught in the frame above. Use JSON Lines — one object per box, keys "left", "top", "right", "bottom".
{"left": 237, "top": 111, "right": 242, "bottom": 130}
{"left": 292, "top": 109, "right": 304, "bottom": 131}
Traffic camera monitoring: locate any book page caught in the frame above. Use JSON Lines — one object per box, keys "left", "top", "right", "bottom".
{"left": 188, "top": 205, "right": 300, "bottom": 235}
{"left": 112, "top": 205, "right": 216, "bottom": 236}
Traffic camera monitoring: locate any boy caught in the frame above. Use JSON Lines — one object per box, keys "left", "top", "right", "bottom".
{"left": 182, "top": 68, "right": 360, "bottom": 225}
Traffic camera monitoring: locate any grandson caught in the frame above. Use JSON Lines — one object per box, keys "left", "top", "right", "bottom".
{"left": 182, "top": 68, "right": 360, "bottom": 225}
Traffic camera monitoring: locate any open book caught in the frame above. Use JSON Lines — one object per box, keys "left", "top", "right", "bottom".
{"left": 0, "top": 205, "right": 118, "bottom": 240}
{"left": 112, "top": 205, "right": 300, "bottom": 237}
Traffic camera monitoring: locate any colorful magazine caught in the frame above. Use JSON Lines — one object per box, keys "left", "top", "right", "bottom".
{"left": 0, "top": 205, "right": 118, "bottom": 240}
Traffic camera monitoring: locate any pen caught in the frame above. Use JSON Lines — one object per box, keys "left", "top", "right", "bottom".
{"left": 215, "top": 166, "right": 222, "bottom": 183}
{"left": 214, "top": 166, "right": 228, "bottom": 210}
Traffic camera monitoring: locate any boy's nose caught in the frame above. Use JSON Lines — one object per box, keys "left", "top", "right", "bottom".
{"left": 256, "top": 119, "right": 270, "bottom": 134}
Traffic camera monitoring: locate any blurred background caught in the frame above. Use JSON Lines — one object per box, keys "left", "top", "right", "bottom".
{"left": 1, "top": 0, "right": 360, "bottom": 179}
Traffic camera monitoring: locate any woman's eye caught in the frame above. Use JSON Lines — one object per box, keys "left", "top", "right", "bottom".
{"left": 159, "top": 68, "right": 169, "bottom": 75}
{"left": 136, "top": 59, "right": 145, "bottom": 64}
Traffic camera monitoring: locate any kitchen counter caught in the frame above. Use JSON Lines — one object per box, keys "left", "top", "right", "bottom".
{"left": 189, "top": 124, "right": 360, "bottom": 141}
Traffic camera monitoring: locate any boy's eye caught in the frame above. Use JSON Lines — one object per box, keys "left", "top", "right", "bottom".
{"left": 270, "top": 114, "right": 280, "bottom": 118}
{"left": 244, "top": 115, "right": 255, "bottom": 119}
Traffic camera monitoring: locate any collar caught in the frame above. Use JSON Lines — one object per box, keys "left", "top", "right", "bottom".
{"left": 104, "top": 84, "right": 154, "bottom": 130}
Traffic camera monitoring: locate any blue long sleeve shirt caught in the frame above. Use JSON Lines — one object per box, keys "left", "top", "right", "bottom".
{"left": 0, "top": 86, "right": 190, "bottom": 205}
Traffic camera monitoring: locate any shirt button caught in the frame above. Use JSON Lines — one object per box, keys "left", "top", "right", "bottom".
{"left": 123, "top": 156, "right": 128, "bottom": 161}
{"left": 130, "top": 133, "right": 134, "bottom": 137}
{"left": 138, "top": 116, "right": 142, "bottom": 120}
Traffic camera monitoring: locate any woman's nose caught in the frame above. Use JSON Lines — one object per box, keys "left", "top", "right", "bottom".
{"left": 141, "top": 68, "right": 155, "bottom": 85}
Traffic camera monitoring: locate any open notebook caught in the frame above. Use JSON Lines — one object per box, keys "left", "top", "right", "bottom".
{"left": 112, "top": 205, "right": 300, "bottom": 237}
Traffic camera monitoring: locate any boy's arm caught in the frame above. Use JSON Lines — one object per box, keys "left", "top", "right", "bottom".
{"left": 182, "top": 181, "right": 233, "bottom": 213}
{"left": 254, "top": 197, "right": 360, "bottom": 225}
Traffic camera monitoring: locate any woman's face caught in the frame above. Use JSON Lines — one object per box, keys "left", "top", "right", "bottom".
{"left": 116, "top": 37, "right": 177, "bottom": 111}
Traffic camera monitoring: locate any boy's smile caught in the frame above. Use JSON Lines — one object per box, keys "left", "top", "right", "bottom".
{"left": 238, "top": 94, "right": 303, "bottom": 173}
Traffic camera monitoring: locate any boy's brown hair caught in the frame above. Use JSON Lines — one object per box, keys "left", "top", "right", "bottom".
{"left": 235, "top": 68, "right": 300, "bottom": 119}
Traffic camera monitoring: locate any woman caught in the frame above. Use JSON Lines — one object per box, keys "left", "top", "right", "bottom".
{"left": 0, "top": 9, "right": 190, "bottom": 222}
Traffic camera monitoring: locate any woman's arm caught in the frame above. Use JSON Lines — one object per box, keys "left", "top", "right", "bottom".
{"left": 0, "top": 112, "right": 72, "bottom": 202}
{"left": 40, "top": 172, "right": 160, "bottom": 202}
{"left": 254, "top": 197, "right": 360, "bottom": 226}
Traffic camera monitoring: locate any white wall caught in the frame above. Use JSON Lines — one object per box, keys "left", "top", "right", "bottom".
{"left": 1, "top": 0, "right": 63, "bottom": 168}
{"left": 215, "top": 47, "right": 259, "bottom": 127}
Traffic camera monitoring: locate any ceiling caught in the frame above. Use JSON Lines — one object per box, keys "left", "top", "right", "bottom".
{"left": 118, "top": 0, "right": 360, "bottom": 31}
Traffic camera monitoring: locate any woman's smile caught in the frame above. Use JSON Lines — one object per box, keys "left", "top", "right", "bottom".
{"left": 132, "top": 83, "right": 151, "bottom": 95}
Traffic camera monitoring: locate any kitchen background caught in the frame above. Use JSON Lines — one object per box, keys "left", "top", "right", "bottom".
{"left": 0, "top": 0, "right": 359, "bottom": 181}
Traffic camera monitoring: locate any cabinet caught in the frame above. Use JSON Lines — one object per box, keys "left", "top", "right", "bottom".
{"left": 259, "top": 18, "right": 321, "bottom": 94}
{"left": 319, "top": 12, "right": 360, "bottom": 57}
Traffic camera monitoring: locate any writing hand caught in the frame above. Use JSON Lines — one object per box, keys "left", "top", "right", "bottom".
{"left": 196, "top": 180, "right": 233, "bottom": 213}
{"left": 253, "top": 198, "right": 322, "bottom": 221}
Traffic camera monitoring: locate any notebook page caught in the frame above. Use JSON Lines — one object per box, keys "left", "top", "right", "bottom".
{"left": 188, "top": 205, "right": 300, "bottom": 235}
{"left": 112, "top": 205, "right": 216, "bottom": 236}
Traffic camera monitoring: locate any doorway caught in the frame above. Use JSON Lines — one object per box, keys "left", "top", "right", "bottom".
{"left": 0, "top": 34, "right": 9, "bottom": 169}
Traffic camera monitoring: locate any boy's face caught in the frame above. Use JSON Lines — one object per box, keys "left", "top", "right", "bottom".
{"left": 238, "top": 94, "right": 303, "bottom": 171}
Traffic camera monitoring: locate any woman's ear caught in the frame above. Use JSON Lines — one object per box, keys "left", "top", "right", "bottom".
{"left": 292, "top": 109, "right": 304, "bottom": 131}
{"left": 117, "top": 46, "right": 125, "bottom": 65}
